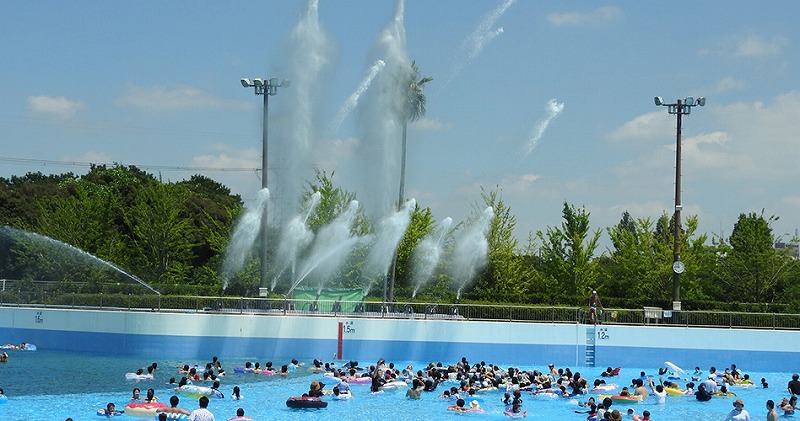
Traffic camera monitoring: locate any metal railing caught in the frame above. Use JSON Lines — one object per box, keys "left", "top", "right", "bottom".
{"left": 1, "top": 291, "right": 799, "bottom": 330}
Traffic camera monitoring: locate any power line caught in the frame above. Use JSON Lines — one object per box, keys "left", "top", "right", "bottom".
{"left": 0, "top": 156, "right": 260, "bottom": 173}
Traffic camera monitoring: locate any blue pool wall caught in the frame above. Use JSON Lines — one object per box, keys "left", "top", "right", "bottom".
{"left": 0, "top": 307, "right": 797, "bottom": 371}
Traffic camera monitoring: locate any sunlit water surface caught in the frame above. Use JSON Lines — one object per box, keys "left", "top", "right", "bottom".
{"left": 0, "top": 349, "right": 788, "bottom": 421}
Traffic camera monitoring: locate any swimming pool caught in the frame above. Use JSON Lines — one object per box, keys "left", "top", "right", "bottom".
{"left": 0, "top": 350, "right": 785, "bottom": 420}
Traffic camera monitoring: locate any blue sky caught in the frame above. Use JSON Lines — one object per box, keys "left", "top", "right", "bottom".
{"left": 2, "top": 0, "right": 799, "bottom": 251}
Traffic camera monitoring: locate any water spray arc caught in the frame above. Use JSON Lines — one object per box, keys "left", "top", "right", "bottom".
{"left": 287, "top": 200, "right": 362, "bottom": 295}
{"left": 222, "top": 188, "right": 270, "bottom": 291}
{"left": 270, "top": 191, "right": 322, "bottom": 291}
{"left": 411, "top": 216, "right": 453, "bottom": 299}
{"left": 450, "top": 207, "right": 494, "bottom": 301}
{"left": 329, "top": 60, "right": 386, "bottom": 134}
{"left": 1, "top": 226, "right": 161, "bottom": 295}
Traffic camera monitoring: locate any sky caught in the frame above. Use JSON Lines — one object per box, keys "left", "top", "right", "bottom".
{"left": 2, "top": 0, "right": 799, "bottom": 253}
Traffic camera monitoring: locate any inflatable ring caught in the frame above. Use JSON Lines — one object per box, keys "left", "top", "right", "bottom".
{"left": 179, "top": 385, "right": 224, "bottom": 399}
{"left": 286, "top": 396, "right": 327, "bottom": 409}
{"left": 126, "top": 373, "right": 154, "bottom": 380}
{"left": 154, "top": 413, "right": 188, "bottom": 420}
{"left": 599, "top": 394, "right": 642, "bottom": 404}
{"left": 379, "top": 380, "right": 408, "bottom": 391}
{"left": 123, "top": 402, "right": 167, "bottom": 418}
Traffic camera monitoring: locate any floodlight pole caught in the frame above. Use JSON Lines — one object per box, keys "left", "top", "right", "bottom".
{"left": 654, "top": 96, "right": 705, "bottom": 311}
{"left": 242, "top": 77, "right": 289, "bottom": 292}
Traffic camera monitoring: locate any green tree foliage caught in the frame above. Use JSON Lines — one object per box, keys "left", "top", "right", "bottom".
{"left": 602, "top": 215, "right": 672, "bottom": 305}
{"left": 0, "top": 172, "right": 77, "bottom": 228}
{"left": 4, "top": 163, "right": 800, "bottom": 311}
{"left": 293, "top": 170, "right": 369, "bottom": 291}
{"left": 536, "top": 202, "right": 601, "bottom": 297}
{"left": 305, "top": 170, "right": 366, "bottom": 234}
{"left": 471, "top": 187, "right": 532, "bottom": 302}
{"left": 0, "top": 165, "right": 241, "bottom": 296}
{"left": 712, "top": 212, "right": 792, "bottom": 304}
{"left": 393, "top": 204, "right": 436, "bottom": 299}
{"left": 124, "top": 182, "right": 196, "bottom": 285}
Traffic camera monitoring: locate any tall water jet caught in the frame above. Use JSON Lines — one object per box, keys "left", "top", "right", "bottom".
{"left": 221, "top": 188, "right": 270, "bottom": 290}
{"left": 439, "top": 0, "right": 516, "bottom": 94}
{"left": 272, "top": 0, "right": 332, "bottom": 224}
{"left": 270, "top": 191, "right": 322, "bottom": 291}
{"left": 287, "top": 200, "right": 362, "bottom": 294}
{"left": 361, "top": 198, "right": 416, "bottom": 296}
{"left": 0, "top": 226, "right": 160, "bottom": 295}
{"left": 449, "top": 207, "right": 494, "bottom": 299}
{"left": 355, "top": 0, "right": 411, "bottom": 221}
{"left": 410, "top": 216, "right": 453, "bottom": 299}
{"left": 520, "top": 98, "right": 564, "bottom": 158}
{"left": 328, "top": 60, "right": 386, "bottom": 134}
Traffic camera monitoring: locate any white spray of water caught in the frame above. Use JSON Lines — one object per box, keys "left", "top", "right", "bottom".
{"left": 521, "top": 98, "right": 564, "bottom": 158}
{"left": 329, "top": 60, "right": 386, "bottom": 134}
{"left": 356, "top": 0, "right": 410, "bottom": 221}
{"left": 361, "top": 199, "right": 416, "bottom": 295}
{"left": 222, "top": 188, "right": 270, "bottom": 286}
{"left": 272, "top": 0, "right": 332, "bottom": 224}
{"left": 270, "top": 191, "right": 322, "bottom": 291}
{"left": 1, "top": 226, "right": 161, "bottom": 295}
{"left": 439, "top": 0, "right": 516, "bottom": 93}
{"left": 411, "top": 216, "right": 453, "bottom": 298}
{"left": 449, "top": 207, "right": 494, "bottom": 299}
{"left": 288, "top": 200, "right": 362, "bottom": 294}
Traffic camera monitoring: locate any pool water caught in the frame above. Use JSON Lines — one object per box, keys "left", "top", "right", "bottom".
{"left": 0, "top": 349, "right": 786, "bottom": 420}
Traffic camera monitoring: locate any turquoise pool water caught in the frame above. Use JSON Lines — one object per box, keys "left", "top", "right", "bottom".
{"left": 0, "top": 349, "right": 786, "bottom": 420}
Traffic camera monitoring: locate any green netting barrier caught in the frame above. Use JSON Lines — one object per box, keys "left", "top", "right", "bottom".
{"left": 291, "top": 287, "right": 364, "bottom": 312}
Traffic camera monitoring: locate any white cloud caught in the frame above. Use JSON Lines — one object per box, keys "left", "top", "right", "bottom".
{"left": 410, "top": 117, "right": 451, "bottom": 131}
{"left": 26, "top": 95, "right": 85, "bottom": 119}
{"left": 606, "top": 111, "right": 671, "bottom": 142}
{"left": 503, "top": 173, "right": 542, "bottom": 193}
{"left": 711, "top": 77, "right": 745, "bottom": 94}
{"left": 682, "top": 131, "right": 735, "bottom": 170}
{"left": 698, "top": 34, "right": 785, "bottom": 58}
{"left": 191, "top": 144, "right": 260, "bottom": 169}
{"left": 712, "top": 91, "right": 800, "bottom": 179}
{"left": 735, "top": 34, "right": 785, "bottom": 57}
{"left": 609, "top": 91, "right": 800, "bottom": 207}
{"left": 547, "top": 6, "right": 621, "bottom": 27}
{"left": 118, "top": 85, "right": 251, "bottom": 110}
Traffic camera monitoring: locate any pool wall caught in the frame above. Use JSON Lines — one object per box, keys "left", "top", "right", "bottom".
{"left": 0, "top": 307, "right": 797, "bottom": 371}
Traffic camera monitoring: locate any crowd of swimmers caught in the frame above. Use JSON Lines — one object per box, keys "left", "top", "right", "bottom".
{"left": 50, "top": 353, "right": 800, "bottom": 420}
{"left": 292, "top": 356, "right": 800, "bottom": 420}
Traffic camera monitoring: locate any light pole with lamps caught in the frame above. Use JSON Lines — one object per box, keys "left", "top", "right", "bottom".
{"left": 654, "top": 95, "right": 705, "bottom": 311}
{"left": 241, "top": 77, "right": 290, "bottom": 294}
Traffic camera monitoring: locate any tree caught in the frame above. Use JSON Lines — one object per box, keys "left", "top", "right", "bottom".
{"left": 713, "top": 211, "right": 792, "bottom": 304}
{"left": 470, "top": 187, "right": 532, "bottom": 302}
{"left": 536, "top": 202, "right": 601, "bottom": 299}
{"left": 602, "top": 215, "right": 672, "bottom": 306}
{"left": 124, "top": 182, "right": 197, "bottom": 286}
{"left": 397, "top": 60, "right": 433, "bottom": 208}
{"left": 393, "top": 203, "right": 436, "bottom": 299}
{"left": 389, "top": 60, "right": 433, "bottom": 301}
